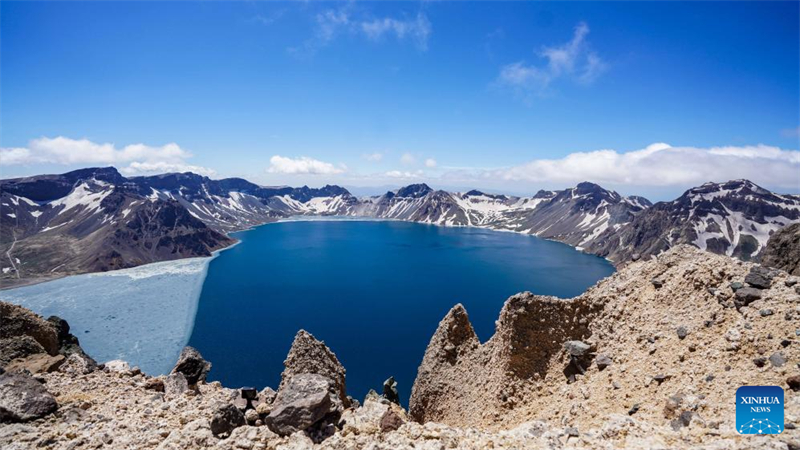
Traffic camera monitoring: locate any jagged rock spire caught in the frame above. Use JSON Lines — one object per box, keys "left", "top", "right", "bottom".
{"left": 279, "top": 330, "right": 348, "bottom": 408}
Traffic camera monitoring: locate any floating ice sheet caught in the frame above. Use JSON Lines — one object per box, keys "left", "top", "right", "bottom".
{"left": 0, "top": 256, "right": 214, "bottom": 375}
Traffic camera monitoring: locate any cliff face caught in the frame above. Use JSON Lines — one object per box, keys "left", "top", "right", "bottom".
{"left": 410, "top": 245, "right": 800, "bottom": 432}
{"left": 761, "top": 223, "right": 800, "bottom": 275}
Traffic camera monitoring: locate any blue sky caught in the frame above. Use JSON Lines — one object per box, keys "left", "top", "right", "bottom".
{"left": 1, "top": 1, "right": 798, "bottom": 199}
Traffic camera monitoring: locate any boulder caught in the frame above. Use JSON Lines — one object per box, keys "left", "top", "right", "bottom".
{"left": 279, "top": 330, "right": 348, "bottom": 408}
{"left": 744, "top": 266, "right": 775, "bottom": 289}
{"left": 170, "top": 346, "right": 211, "bottom": 386}
{"left": 0, "top": 372, "right": 57, "bottom": 422}
{"left": 265, "top": 373, "right": 342, "bottom": 436}
{"left": 0, "top": 336, "right": 46, "bottom": 367}
{"left": 6, "top": 353, "right": 65, "bottom": 374}
{"left": 0, "top": 302, "right": 59, "bottom": 356}
{"left": 734, "top": 287, "right": 762, "bottom": 307}
{"left": 210, "top": 404, "right": 245, "bottom": 437}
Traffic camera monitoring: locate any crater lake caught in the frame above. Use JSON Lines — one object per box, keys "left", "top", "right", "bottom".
{"left": 188, "top": 218, "right": 615, "bottom": 404}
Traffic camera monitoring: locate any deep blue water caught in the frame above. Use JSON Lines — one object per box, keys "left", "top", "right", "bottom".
{"left": 188, "top": 219, "right": 614, "bottom": 405}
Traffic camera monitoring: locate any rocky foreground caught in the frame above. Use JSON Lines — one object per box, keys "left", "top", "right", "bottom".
{"left": 2, "top": 245, "right": 800, "bottom": 449}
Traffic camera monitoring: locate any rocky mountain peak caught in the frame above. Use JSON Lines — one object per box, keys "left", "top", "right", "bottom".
{"left": 396, "top": 184, "right": 433, "bottom": 198}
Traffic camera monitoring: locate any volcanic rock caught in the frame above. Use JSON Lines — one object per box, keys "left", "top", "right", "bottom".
{"left": 170, "top": 346, "right": 211, "bottom": 386}
{"left": 0, "top": 372, "right": 57, "bottom": 422}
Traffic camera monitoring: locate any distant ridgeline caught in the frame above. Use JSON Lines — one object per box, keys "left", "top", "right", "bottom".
{"left": 2, "top": 167, "right": 799, "bottom": 286}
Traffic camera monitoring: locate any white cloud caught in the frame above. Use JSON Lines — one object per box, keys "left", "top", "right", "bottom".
{"left": 362, "top": 152, "right": 384, "bottom": 162}
{"left": 482, "top": 143, "right": 800, "bottom": 189}
{"left": 0, "top": 136, "right": 216, "bottom": 176}
{"left": 361, "top": 12, "right": 431, "bottom": 50}
{"left": 400, "top": 153, "right": 416, "bottom": 165}
{"left": 424, "top": 158, "right": 437, "bottom": 168}
{"left": 385, "top": 170, "right": 423, "bottom": 179}
{"left": 267, "top": 155, "right": 345, "bottom": 175}
{"left": 496, "top": 22, "right": 606, "bottom": 100}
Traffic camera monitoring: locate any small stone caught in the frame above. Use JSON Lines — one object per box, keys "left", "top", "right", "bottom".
{"left": 705, "top": 374, "right": 715, "bottom": 382}
{"left": 255, "top": 402, "right": 271, "bottom": 416}
{"left": 596, "top": 354, "right": 613, "bottom": 370}
{"left": 653, "top": 374, "right": 670, "bottom": 385}
{"left": 164, "top": 373, "right": 189, "bottom": 397}
{"left": 631, "top": 253, "right": 641, "bottom": 261}
{"left": 770, "top": 352, "right": 787, "bottom": 368}
{"left": 379, "top": 408, "right": 404, "bottom": 432}
{"left": 760, "top": 309, "right": 774, "bottom": 317}
{"left": 676, "top": 326, "right": 688, "bottom": 340}
{"left": 753, "top": 357, "right": 767, "bottom": 368}
{"left": 144, "top": 378, "right": 165, "bottom": 392}
{"left": 786, "top": 278, "right": 799, "bottom": 287}
{"left": 244, "top": 409, "right": 259, "bottom": 425}
{"left": 783, "top": 340, "right": 792, "bottom": 348}
{"left": 787, "top": 375, "right": 800, "bottom": 391}
{"left": 612, "top": 381, "right": 621, "bottom": 390}
{"left": 564, "top": 341, "right": 592, "bottom": 357}
{"left": 565, "top": 427, "right": 579, "bottom": 437}
{"left": 628, "top": 404, "right": 640, "bottom": 415}
{"left": 730, "top": 281, "right": 744, "bottom": 291}
{"left": 651, "top": 279, "right": 664, "bottom": 289}
{"left": 786, "top": 423, "right": 797, "bottom": 430}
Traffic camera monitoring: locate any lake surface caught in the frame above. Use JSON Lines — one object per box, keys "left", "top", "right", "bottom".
{"left": 189, "top": 219, "right": 615, "bottom": 404}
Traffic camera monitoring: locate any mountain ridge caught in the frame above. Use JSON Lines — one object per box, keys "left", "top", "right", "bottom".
{"left": 2, "top": 167, "right": 799, "bottom": 288}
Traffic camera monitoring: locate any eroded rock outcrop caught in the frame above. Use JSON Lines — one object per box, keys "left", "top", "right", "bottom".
{"left": 0, "top": 371, "right": 58, "bottom": 422}
{"left": 410, "top": 245, "right": 800, "bottom": 432}
{"left": 170, "top": 346, "right": 211, "bottom": 386}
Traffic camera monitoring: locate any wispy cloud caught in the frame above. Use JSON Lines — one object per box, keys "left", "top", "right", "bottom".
{"left": 267, "top": 155, "right": 346, "bottom": 175}
{"left": 424, "top": 158, "right": 437, "bottom": 168}
{"left": 362, "top": 152, "right": 384, "bottom": 162}
{"left": 496, "top": 22, "right": 607, "bottom": 102}
{"left": 781, "top": 126, "right": 800, "bottom": 138}
{"left": 290, "top": 6, "right": 432, "bottom": 56}
{"left": 0, "top": 136, "right": 216, "bottom": 176}
{"left": 360, "top": 12, "right": 431, "bottom": 50}
{"left": 400, "top": 153, "right": 416, "bottom": 165}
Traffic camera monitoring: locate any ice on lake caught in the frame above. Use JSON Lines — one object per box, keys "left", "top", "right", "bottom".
{"left": 0, "top": 256, "right": 213, "bottom": 375}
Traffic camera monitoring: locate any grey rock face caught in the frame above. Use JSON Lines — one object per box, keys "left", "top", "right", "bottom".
{"left": 170, "top": 346, "right": 211, "bottom": 386}
{"left": 265, "top": 374, "right": 341, "bottom": 437}
{"left": 0, "top": 372, "right": 57, "bottom": 422}
{"left": 210, "top": 404, "right": 245, "bottom": 437}
{"left": 383, "top": 376, "right": 400, "bottom": 405}
{"left": 761, "top": 223, "right": 800, "bottom": 276}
